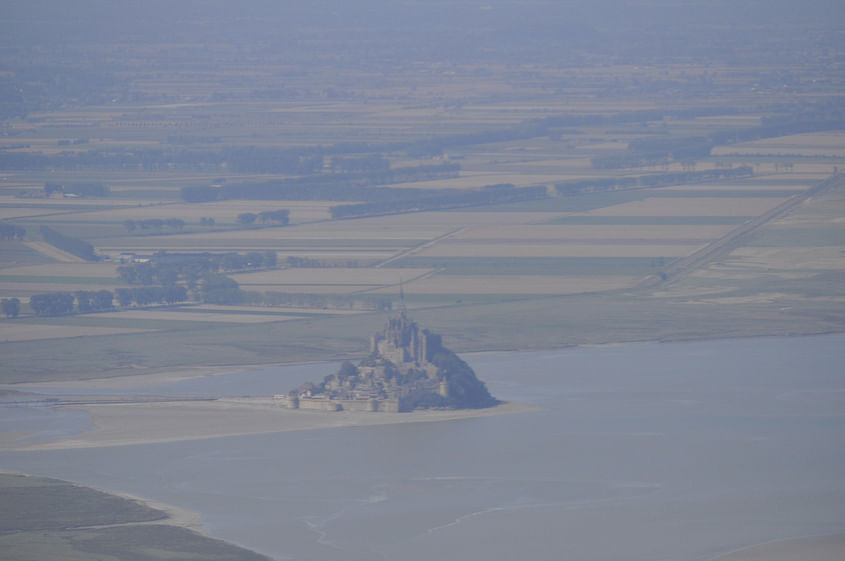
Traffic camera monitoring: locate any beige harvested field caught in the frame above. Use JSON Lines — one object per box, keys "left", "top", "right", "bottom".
{"left": 416, "top": 241, "right": 703, "bottom": 258}
{"left": 96, "top": 240, "right": 399, "bottom": 260}
{"left": 65, "top": 200, "right": 335, "bottom": 224}
{"left": 0, "top": 263, "right": 119, "bottom": 278}
{"left": 361, "top": 211, "right": 566, "bottom": 228}
{"left": 191, "top": 304, "right": 365, "bottom": 315}
{"left": 475, "top": 156, "right": 595, "bottom": 171}
{"left": 712, "top": 131, "right": 845, "bottom": 157}
{"left": 1, "top": 399, "right": 534, "bottom": 451}
{"left": 725, "top": 246, "right": 845, "bottom": 271}
{"left": 0, "top": 204, "right": 99, "bottom": 220}
{"left": 234, "top": 283, "right": 394, "bottom": 294}
{"left": 228, "top": 267, "right": 432, "bottom": 286}
{"left": 383, "top": 274, "right": 641, "bottom": 295}
{"left": 385, "top": 172, "right": 563, "bottom": 190}
{"left": 0, "top": 323, "right": 154, "bottom": 343}
{"left": 453, "top": 224, "right": 734, "bottom": 241}
{"left": 0, "top": 280, "right": 126, "bottom": 294}
{"left": 103, "top": 309, "right": 295, "bottom": 323}
{"left": 703, "top": 293, "right": 845, "bottom": 305}
{"left": 103, "top": 221, "right": 448, "bottom": 244}
{"left": 655, "top": 183, "right": 807, "bottom": 193}
{"left": 0, "top": 195, "right": 137, "bottom": 208}
{"left": 577, "top": 197, "right": 789, "bottom": 217}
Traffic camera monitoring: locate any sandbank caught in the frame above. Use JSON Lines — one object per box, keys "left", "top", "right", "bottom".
{"left": 1, "top": 398, "right": 536, "bottom": 451}
{"left": 4, "top": 363, "right": 298, "bottom": 391}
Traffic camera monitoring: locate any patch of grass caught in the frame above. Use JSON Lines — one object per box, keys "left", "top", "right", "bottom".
{"left": 0, "top": 473, "right": 164, "bottom": 532}
{"left": 1, "top": 287, "right": 843, "bottom": 385}
{"left": 387, "top": 256, "right": 670, "bottom": 276}
{"left": 0, "top": 474, "right": 271, "bottom": 561}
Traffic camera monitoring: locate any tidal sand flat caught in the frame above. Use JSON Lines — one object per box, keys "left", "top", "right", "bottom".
{"left": 1, "top": 399, "right": 532, "bottom": 451}
{"left": 1, "top": 335, "right": 843, "bottom": 561}
{"left": 706, "top": 534, "right": 845, "bottom": 561}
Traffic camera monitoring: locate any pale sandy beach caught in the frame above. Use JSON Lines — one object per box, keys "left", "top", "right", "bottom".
{"left": 0, "top": 398, "right": 536, "bottom": 451}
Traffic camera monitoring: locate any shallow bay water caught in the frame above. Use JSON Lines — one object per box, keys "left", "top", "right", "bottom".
{"left": 2, "top": 334, "right": 844, "bottom": 560}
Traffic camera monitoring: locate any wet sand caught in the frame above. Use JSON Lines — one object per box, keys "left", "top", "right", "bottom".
{"left": 1, "top": 399, "right": 536, "bottom": 451}
{"left": 706, "top": 534, "right": 845, "bottom": 561}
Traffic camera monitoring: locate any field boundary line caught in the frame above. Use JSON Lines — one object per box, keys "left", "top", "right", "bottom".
{"left": 374, "top": 227, "right": 466, "bottom": 268}
{"left": 635, "top": 172, "right": 844, "bottom": 291}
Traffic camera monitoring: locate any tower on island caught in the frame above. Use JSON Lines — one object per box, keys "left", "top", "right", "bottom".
{"left": 280, "top": 310, "right": 497, "bottom": 413}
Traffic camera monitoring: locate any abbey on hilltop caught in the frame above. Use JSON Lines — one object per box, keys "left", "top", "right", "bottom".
{"left": 282, "top": 311, "right": 498, "bottom": 412}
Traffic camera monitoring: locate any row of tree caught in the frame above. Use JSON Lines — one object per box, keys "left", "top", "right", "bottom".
{"left": 595, "top": 102, "right": 845, "bottom": 169}
{"left": 117, "top": 251, "right": 278, "bottom": 287}
{"left": 29, "top": 292, "right": 86, "bottom": 316}
{"left": 180, "top": 163, "right": 459, "bottom": 202}
{"left": 44, "top": 182, "right": 109, "bottom": 197}
{"left": 24, "top": 286, "right": 191, "bottom": 317}
{"left": 330, "top": 184, "right": 547, "bottom": 219}
{"left": 241, "top": 290, "right": 393, "bottom": 311}
{"left": 236, "top": 209, "right": 290, "bottom": 225}
{"left": 0, "top": 147, "right": 324, "bottom": 174}
{"left": 73, "top": 290, "right": 115, "bottom": 313}
{"left": 6, "top": 278, "right": 393, "bottom": 319}
{"left": 115, "top": 286, "right": 189, "bottom": 307}
{"left": 123, "top": 218, "right": 186, "bottom": 232}
{"left": 555, "top": 166, "right": 754, "bottom": 195}
{"left": 1, "top": 298, "right": 20, "bottom": 318}
{"left": 39, "top": 226, "right": 98, "bottom": 261}
{"left": 0, "top": 223, "right": 25, "bottom": 240}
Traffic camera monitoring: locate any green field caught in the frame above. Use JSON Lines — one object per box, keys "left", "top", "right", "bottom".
{"left": 0, "top": 474, "right": 271, "bottom": 561}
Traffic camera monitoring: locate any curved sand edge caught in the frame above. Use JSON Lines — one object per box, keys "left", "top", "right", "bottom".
{"left": 0, "top": 468, "right": 206, "bottom": 536}
{"left": 4, "top": 399, "right": 538, "bottom": 451}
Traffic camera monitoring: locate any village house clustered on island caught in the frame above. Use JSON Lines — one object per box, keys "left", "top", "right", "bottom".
{"left": 281, "top": 311, "right": 498, "bottom": 412}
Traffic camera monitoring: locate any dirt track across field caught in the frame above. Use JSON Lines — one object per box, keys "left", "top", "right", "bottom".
{"left": 24, "top": 241, "right": 87, "bottom": 263}
{"left": 636, "top": 172, "right": 844, "bottom": 290}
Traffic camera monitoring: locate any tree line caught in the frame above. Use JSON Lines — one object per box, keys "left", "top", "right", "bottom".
{"left": 555, "top": 166, "right": 753, "bottom": 195}
{"left": 4, "top": 102, "right": 842, "bottom": 175}
{"left": 28, "top": 290, "right": 116, "bottom": 317}
{"left": 594, "top": 101, "right": 845, "bottom": 169}
{"left": 330, "top": 184, "right": 547, "bottom": 219}
{"left": 180, "top": 163, "right": 459, "bottom": 202}
{"left": 0, "top": 146, "right": 323, "bottom": 174}
{"left": 1, "top": 298, "right": 20, "bottom": 318}
{"left": 0, "top": 223, "right": 26, "bottom": 240}
{"left": 123, "top": 218, "right": 185, "bottom": 232}
{"left": 236, "top": 209, "right": 290, "bottom": 225}
{"left": 117, "top": 251, "right": 278, "bottom": 287}
{"left": 23, "top": 287, "right": 190, "bottom": 317}
{"left": 39, "top": 226, "right": 98, "bottom": 261}
{"left": 44, "top": 182, "right": 109, "bottom": 197}
{"left": 242, "top": 290, "right": 393, "bottom": 312}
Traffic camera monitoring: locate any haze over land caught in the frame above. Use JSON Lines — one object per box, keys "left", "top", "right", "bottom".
{"left": 0, "top": 1, "right": 844, "bottom": 560}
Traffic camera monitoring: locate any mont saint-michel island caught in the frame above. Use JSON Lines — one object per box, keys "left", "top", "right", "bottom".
{"left": 283, "top": 312, "right": 499, "bottom": 412}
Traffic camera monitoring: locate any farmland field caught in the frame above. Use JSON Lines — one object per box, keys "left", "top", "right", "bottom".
{"left": 0, "top": 6, "right": 844, "bottom": 561}
{"left": 0, "top": 6, "right": 843, "bottom": 383}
